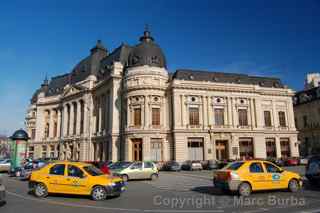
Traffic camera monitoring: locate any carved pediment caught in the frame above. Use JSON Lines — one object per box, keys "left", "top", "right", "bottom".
{"left": 62, "top": 85, "right": 84, "bottom": 97}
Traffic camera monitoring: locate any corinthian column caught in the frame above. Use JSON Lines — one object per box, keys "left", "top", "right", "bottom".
{"left": 76, "top": 100, "right": 81, "bottom": 135}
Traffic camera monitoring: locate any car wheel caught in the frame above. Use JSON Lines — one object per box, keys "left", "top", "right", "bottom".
{"left": 288, "top": 179, "right": 300, "bottom": 192}
{"left": 34, "top": 183, "right": 48, "bottom": 198}
{"left": 238, "top": 182, "right": 251, "bottom": 196}
{"left": 121, "top": 174, "right": 129, "bottom": 182}
{"left": 91, "top": 186, "right": 107, "bottom": 201}
{"left": 150, "top": 173, "right": 158, "bottom": 181}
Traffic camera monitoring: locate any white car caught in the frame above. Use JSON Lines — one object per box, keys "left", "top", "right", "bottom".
{"left": 0, "top": 159, "right": 11, "bottom": 172}
{"left": 182, "top": 160, "right": 203, "bottom": 171}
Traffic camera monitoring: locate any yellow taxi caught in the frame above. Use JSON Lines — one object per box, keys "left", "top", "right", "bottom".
{"left": 29, "top": 161, "right": 126, "bottom": 201}
{"left": 213, "top": 160, "right": 303, "bottom": 196}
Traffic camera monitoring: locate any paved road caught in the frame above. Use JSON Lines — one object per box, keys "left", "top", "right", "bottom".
{"left": 1, "top": 166, "right": 320, "bottom": 213}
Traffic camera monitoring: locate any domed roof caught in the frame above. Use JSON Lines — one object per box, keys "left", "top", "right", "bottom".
{"left": 11, "top": 129, "right": 29, "bottom": 140}
{"left": 128, "top": 29, "right": 166, "bottom": 68}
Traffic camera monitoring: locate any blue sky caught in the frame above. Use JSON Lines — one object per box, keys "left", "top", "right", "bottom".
{"left": 0, "top": 0, "right": 320, "bottom": 135}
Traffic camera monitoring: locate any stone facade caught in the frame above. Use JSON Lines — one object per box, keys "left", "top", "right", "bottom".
{"left": 293, "top": 84, "right": 320, "bottom": 156}
{"left": 25, "top": 30, "right": 299, "bottom": 162}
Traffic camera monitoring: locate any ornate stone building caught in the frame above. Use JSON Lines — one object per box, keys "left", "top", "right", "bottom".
{"left": 293, "top": 82, "right": 320, "bottom": 156}
{"left": 25, "top": 29, "right": 299, "bottom": 162}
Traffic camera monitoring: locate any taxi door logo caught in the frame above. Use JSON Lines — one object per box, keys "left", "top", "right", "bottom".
{"left": 272, "top": 174, "right": 281, "bottom": 181}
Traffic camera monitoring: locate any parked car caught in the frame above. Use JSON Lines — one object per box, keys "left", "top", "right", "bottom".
{"left": 84, "top": 161, "right": 111, "bottom": 175}
{"left": 20, "top": 159, "right": 48, "bottom": 180}
{"left": 29, "top": 161, "right": 126, "bottom": 201}
{"left": 162, "top": 161, "right": 181, "bottom": 171}
{"left": 214, "top": 160, "right": 302, "bottom": 196}
{"left": 181, "top": 161, "right": 203, "bottom": 171}
{"left": 285, "top": 158, "right": 299, "bottom": 166}
{"left": 111, "top": 161, "right": 159, "bottom": 182}
{"left": 306, "top": 155, "right": 320, "bottom": 186}
{"left": 201, "top": 160, "right": 219, "bottom": 170}
{"left": 0, "top": 177, "right": 5, "bottom": 203}
{"left": 0, "top": 159, "right": 11, "bottom": 172}
{"left": 299, "top": 157, "right": 309, "bottom": 165}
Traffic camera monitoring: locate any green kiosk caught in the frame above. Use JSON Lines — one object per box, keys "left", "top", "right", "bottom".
{"left": 9, "top": 129, "right": 29, "bottom": 177}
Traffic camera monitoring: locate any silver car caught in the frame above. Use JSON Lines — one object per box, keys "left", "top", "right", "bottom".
{"left": 0, "top": 177, "right": 5, "bottom": 203}
{"left": 0, "top": 159, "right": 10, "bottom": 172}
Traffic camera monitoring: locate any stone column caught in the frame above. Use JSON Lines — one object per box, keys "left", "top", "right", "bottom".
{"left": 161, "top": 96, "right": 166, "bottom": 128}
{"left": 272, "top": 100, "right": 278, "bottom": 129}
{"left": 112, "top": 137, "right": 119, "bottom": 161}
{"left": 255, "top": 98, "right": 263, "bottom": 129}
{"left": 83, "top": 100, "right": 89, "bottom": 136}
{"left": 227, "top": 97, "right": 232, "bottom": 127}
{"left": 49, "top": 109, "right": 54, "bottom": 138}
{"left": 76, "top": 100, "right": 81, "bottom": 135}
{"left": 250, "top": 98, "right": 256, "bottom": 128}
{"left": 63, "top": 105, "right": 68, "bottom": 136}
{"left": 70, "top": 103, "right": 74, "bottom": 135}
{"left": 143, "top": 137, "right": 151, "bottom": 161}
{"left": 57, "top": 109, "right": 61, "bottom": 138}
{"left": 162, "top": 139, "right": 168, "bottom": 161}
{"left": 98, "top": 97, "right": 102, "bottom": 133}
{"left": 275, "top": 137, "right": 282, "bottom": 158}
{"left": 144, "top": 95, "right": 149, "bottom": 128}
{"left": 180, "top": 95, "right": 184, "bottom": 127}
{"left": 232, "top": 98, "right": 237, "bottom": 127}
{"left": 207, "top": 96, "right": 212, "bottom": 127}
{"left": 287, "top": 98, "right": 295, "bottom": 129}
{"left": 172, "top": 92, "right": 181, "bottom": 128}
{"left": 254, "top": 135, "right": 267, "bottom": 159}
{"left": 202, "top": 96, "right": 207, "bottom": 127}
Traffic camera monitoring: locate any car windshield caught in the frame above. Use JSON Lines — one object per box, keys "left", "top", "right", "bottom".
{"left": 224, "top": 162, "right": 244, "bottom": 170}
{"left": 83, "top": 165, "right": 104, "bottom": 176}
{"left": 110, "top": 162, "right": 131, "bottom": 169}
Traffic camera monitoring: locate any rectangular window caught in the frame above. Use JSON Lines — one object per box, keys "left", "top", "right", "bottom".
{"left": 266, "top": 138, "right": 276, "bottom": 158}
{"left": 42, "top": 145, "right": 47, "bottom": 158}
{"left": 239, "top": 138, "right": 254, "bottom": 159}
{"left": 189, "top": 107, "right": 199, "bottom": 125}
{"left": 214, "top": 108, "right": 224, "bottom": 126}
{"left": 134, "top": 108, "right": 141, "bottom": 126}
{"left": 238, "top": 109, "right": 248, "bottom": 126}
{"left": 45, "top": 123, "right": 50, "bottom": 138}
{"left": 152, "top": 108, "right": 160, "bottom": 126}
{"left": 280, "top": 138, "right": 291, "bottom": 158}
{"left": 264, "top": 111, "right": 272, "bottom": 127}
{"left": 31, "top": 129, "right": 36, "bottom": 140}
{"left": 278, "top": 111, "right": 286, "bottom": 127}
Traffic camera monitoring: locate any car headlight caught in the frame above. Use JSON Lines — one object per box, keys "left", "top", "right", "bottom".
{"left": 109, "top": 182, "right": 117, "bottom": 187}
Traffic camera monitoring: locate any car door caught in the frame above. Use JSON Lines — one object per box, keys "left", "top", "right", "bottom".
{"left": 247, "top": 162, "right": 267, "bottom": 190}
{"left": 128, "top": 162, "right": 143, "bottom": 179}
{"left": 47, "top": 164, "right": 66, "bottom": 193}
{"left": 143, "top": 162, "right": 155, "bottom": 179}
{"left": 263, "top": 162, "right": 285, "bottom": 189}
{"left": 64, "top": 164, "right": 89, "bottom": 195}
